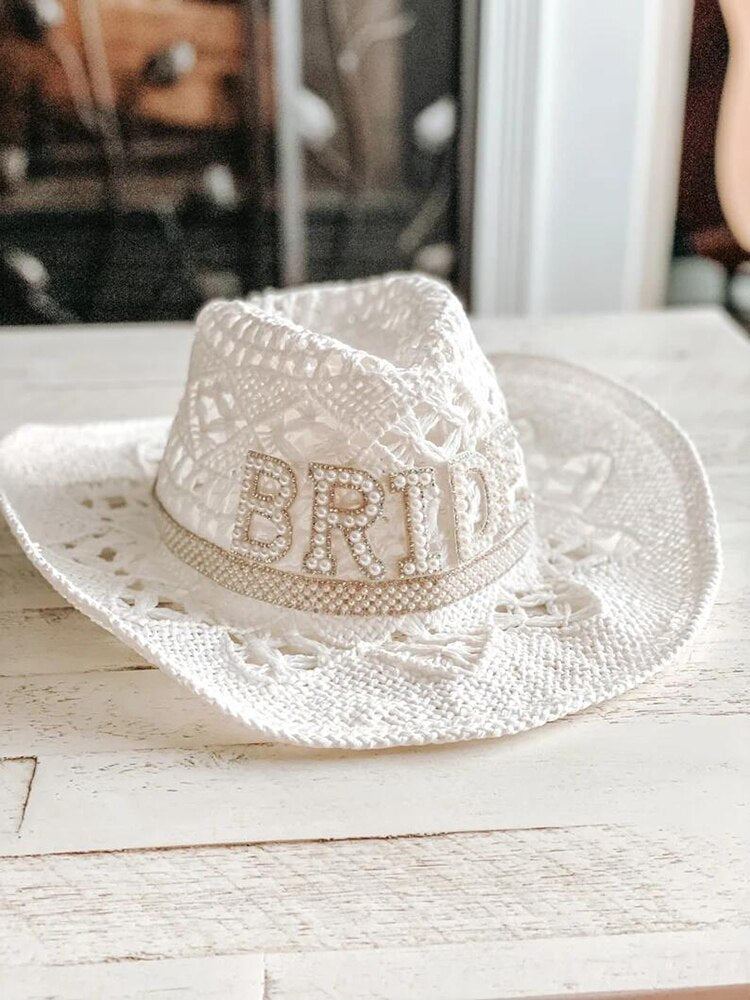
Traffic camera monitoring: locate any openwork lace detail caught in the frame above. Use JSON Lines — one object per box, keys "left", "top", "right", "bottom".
{"left": 515, "top": 417, "right": 641, "bottom": 573}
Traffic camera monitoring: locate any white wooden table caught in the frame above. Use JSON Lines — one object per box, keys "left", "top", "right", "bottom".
{"left": 0, "top": 307, "right": 748, "bottom": 1000}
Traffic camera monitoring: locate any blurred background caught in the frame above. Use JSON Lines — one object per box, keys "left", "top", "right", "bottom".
{"left": 0, "top": 0, "right": 746, "bottom": 327}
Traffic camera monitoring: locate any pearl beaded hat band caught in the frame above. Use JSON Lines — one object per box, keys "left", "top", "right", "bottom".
{"left": 0, "top": 274, "right": 721, "bottom": 749}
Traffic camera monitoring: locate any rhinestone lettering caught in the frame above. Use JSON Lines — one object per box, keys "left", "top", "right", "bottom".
{"left": 303, "top": 463, "right": 386, "bottom": 579}
{"left": 390, "top": 467, "right": 444, "bottom": 578}
{"left": 449, "top": 452, "right": 503, "bottom": 561}
{"left": 232, "top": 450, "right": 297, "bottom": 563}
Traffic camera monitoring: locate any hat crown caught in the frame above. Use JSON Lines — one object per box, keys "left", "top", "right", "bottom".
{"left": 155, "top": 274, "right": 531, "bottom": 608}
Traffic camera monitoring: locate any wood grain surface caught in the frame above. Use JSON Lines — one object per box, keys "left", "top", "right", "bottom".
{"left": 0, "top": 308, "right": 748, "bottom": 999}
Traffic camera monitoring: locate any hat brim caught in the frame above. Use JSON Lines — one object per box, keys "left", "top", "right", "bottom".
{"left": 0, "top": 354, "right": 721, "bottom": 749}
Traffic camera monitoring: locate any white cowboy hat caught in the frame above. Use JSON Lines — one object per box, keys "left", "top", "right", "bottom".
{"left": 0, "top": 274, "right": 721, "bottom": 749}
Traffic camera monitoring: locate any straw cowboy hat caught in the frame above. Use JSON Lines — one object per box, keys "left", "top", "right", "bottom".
{"left": 0, "top": 273, "right": 721, "bottom": 748}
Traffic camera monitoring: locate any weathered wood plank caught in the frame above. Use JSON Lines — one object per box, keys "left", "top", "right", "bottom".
{"left": 1, "top": 667, "right": 252, "bottom": 757}
{"left": 3, "top": 715, "right": 746, "bottom": 855}
{"left": 2, "top": 954, "right": 746, "bottom": 1000}
{"left": 0, "top": 758, "right": 35, "bottom": 836}
{"left": 265, "top": 936, "right": 750, "bottom": 1000}
{"left": 0, "top": 383, "right": 185, "bottom": 435}
{"left": 0, "top": 554, "right": 67, "bottom": 612}
{"left": 0, "top": 608, "right": 148, "bottom": 676}
{"left": 471, "top": 306, "right": 749, "bottom": 364}
{"left": 0, "top": 322, "right": 191, "bottom": 381}
{"left": 708, "top": 466, "right": 750, "bottom": 524}
{"left": 0, "top": 954, "right": 264, "bottom": 1000}
{"left": 0, "top": 826, "right": 746, "bottom": 972}
{"left": 0, "top": 516, "right": 19, "bottom": 556}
